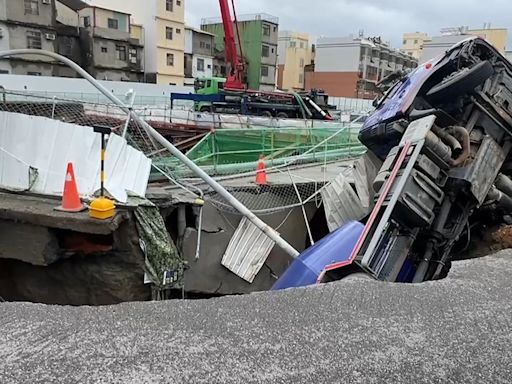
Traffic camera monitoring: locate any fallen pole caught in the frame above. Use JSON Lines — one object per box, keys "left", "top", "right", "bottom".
{"left": 0, "top": 50, "right": 300, "bottom": 259}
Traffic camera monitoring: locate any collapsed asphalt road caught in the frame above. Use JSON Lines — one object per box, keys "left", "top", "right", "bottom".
{"left": 1, "top": 251, "right": 512, "bottom": 384}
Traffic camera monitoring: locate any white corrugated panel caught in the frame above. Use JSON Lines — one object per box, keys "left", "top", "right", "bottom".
{"left": 221, "top": 217, "right": 276, "bottom": 283}
{"left": 321, "top": 172, "right": 367, "bottom": 232}
{"left": 0, "top": 111, "right": 151, "bottom": 202}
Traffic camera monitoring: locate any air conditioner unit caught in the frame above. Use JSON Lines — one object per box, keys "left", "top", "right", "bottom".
{"left": 45, "top": 33, "right": 56, "bottom": 41}
{"left": 42, "top": 0, "right": 51, "bottom": 4}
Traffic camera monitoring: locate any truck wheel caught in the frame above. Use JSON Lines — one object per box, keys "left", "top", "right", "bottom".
{"left": 260, "top": 111, "right": 273, "bottom": 118}
{"left": 276, "top": 112, "right": 289, "bottom": 119}
{"left": 426, "top": 61, "right": 494, "bottom": 100}
{"left": 200, "top": 106, "right": 212, "bottom": 113}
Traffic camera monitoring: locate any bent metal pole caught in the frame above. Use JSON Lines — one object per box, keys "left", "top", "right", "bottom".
{"left": 0, "top": 50, "right": 300, "bottom": 258}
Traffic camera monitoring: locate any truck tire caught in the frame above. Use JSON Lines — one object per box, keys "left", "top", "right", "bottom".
{"left": 276, "top": 112, "right": 289, "bottom": 119}
{"left": 260, "top": 111, "right": 273, "bottom": 118}
{"left": 426, "top": 61, "right": 494, "bottom": 100}
{"left": 200, "top": 106, "right": 212, "bottom": 113}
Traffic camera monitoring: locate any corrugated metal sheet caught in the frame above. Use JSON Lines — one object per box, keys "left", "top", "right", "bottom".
{"left": 0, "top": 111, "right": 151, "bottom": 202}
{"left": 221, "top": 218, "right": 276, "bottom": 283}
{"left": 321, "top": 172, "right": 367, "bottom": 232}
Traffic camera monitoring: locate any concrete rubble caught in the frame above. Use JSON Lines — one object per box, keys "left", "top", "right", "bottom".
{"left": 1, "top": 251, "right": 511, "bottom": 383}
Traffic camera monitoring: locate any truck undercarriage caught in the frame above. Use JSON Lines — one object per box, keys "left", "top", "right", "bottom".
{"left": 321, "top": 37, "right": 512, "bottom": 283}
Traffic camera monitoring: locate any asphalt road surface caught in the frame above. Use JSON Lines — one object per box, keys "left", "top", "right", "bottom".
{"left": 1, "top": 251, "right": 512, "bottom": 383}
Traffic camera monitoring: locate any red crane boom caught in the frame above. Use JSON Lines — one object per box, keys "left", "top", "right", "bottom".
{"left": 218, "top": 0, "right": 245, "bottom": 90}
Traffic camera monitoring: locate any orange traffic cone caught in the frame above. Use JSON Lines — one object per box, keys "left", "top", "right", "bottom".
{"left": 256, "top": 154, "right": 267, "bottom": 185}
{"left": 55, "top": 162, "right": 86, "bottom": 212}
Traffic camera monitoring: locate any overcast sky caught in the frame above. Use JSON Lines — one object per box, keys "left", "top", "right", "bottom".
{"left": 185, "top": 0, "right": 511, "bottom": 49}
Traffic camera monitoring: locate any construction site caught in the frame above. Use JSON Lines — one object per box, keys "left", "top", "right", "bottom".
{"left": 1, "top": 0, "right": 512, "bottom": 383}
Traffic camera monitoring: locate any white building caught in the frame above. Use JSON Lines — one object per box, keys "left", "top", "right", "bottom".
{"left": 184, "top": 27, "right": 214, "bottom": 85}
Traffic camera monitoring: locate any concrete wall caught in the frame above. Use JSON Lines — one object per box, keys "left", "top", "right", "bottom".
{"left": 402, "top": 32, "right": 430, "bottom": 60}
{"left": 315, "top": 37, "right": 361, "bottom": 72}
{"left": 92, "top": 38, "right": 130, "bottom": 70}
{"left": 420, "top": 34, "right": 470, "bottom": 63}
{"left": 131, "top": 24, "right": 144, "bottom": 42}
{"left": 8, "top": 25, "right": 56, "bottom": 64}
{"left": 468, "top": 28, "right": 507, "bottom": 53}
{"left": 5, "top": 0, "right": 55, "bottom": 26}
{"left": 0, "top": 21, "right": 11, "bottom": 73}
{"left": 56, "top": 1, "right": 79, "bottom": 27}
{"left": 191, "top": 54, "right": 213, "bottom": 79}
{"left": 305, "top": 71, "right": 360, "bottom": 98}
{"left": 0, "top": 73, "right": 192, "bottom": 95}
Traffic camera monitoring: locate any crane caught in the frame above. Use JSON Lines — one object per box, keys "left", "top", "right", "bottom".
{"left": 218, "top": 0, "right": 245, "bottom": 90}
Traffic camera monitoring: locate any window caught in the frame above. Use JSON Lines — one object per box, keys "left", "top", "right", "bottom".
{"left": 200, "top": 41, "right": 205, "bottom": 49}
{"left": 205, "top": 43, "right": 211, "bottom": 50}
{"left": 289, "top": 41, "right": 296, "bottom": 48}
{"left": 0, "top": 69, "right": 9, "bottom": 74}
{"left": 177, "top": 0, "right": 181, "bottom": 5}
{"left": 129, "top": 49, "right": 137, "bottom": 64}
{"left": 176, "top": 28, "right": 181, "bottom": 34}
{"left": 262, "top": 24, "right": 270, "bottom": 36}
{"left": 299, "top": 73, "right": 304, "bottom": 84}
{"left": 60, "top": 37, "right": 73, "bottom": 57}
{"left": 273, "top": 26, "right": 277, "bottom": 32}
{"left": 166, "top": 0, "right": 173, "bottom": 12}
{"left": 83, "top": 16, "right": 91, "bottom": 28}
{"left": 26, "top": 31, "right": 42, "bottom": 49}
{"left": 197, "top": 58, "right": 205, "bottom": 71}
{"left": 167, "top": 53, "right": 174, "bottom": 66}
{"left": 24, "top": 0, "right": 39, "bottom": 15}
{"left": 300, "top": 42, "right": 304, "bottom": 49}
{"left": 403, "top": 39, "right": 407, "bottom": 45}
{"left": 299, "top": 58, "right": 304, "bottom": 68}
{"left": 166, "top": 27, "right": 173, "bottom": 40}
{"left": 101, "top": 46, "right": 108, "bottom": 53}
{"left": 262, "top": 45, "right": 269, "bottom": 57}
{"left": 207, "top": 64, "right": 211, "bottom": 69}
{"left": 108, "top": 18, "right": 119, "bottom": 30}
{"left": 116, "top": 45, "right": 127, "bottom": 61}
{"left": 414, "top": 39, "right": 418, "bottom": 44}
{"left": 261, "top": 65, "right": 269, "bottom": 77}
{"left": 27, "top": 72, "right": 42, "bottom": 76}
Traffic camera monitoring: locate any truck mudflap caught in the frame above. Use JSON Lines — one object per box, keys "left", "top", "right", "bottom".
{"left": 271, "top": 221, "right": 363, "bottom": 290}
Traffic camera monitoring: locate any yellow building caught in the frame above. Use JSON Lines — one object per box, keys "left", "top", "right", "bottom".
{"left": 277, "top": 31, "right": 311, "bottom": 91}
{"left": 402, "top": 32, "right": 431, "bottom": 60}
{"left": 468, "top": 28, "right": 507, "bottom": 53}
{"left": 86, "top": 0, "right": 186, "bottom": 85}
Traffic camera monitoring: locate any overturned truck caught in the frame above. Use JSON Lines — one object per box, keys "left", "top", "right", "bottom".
{"left": 315, "top": 37, "right": 512, "bottom": 284}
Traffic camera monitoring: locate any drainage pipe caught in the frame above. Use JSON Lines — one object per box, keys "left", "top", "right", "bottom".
{"left": 0, "top": 49, "right": 300, "bottom": 259}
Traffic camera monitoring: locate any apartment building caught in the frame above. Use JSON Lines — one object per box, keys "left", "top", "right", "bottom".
{"left": 0, "top": 0, "right": 58, "bottom": 75}
{"left": 77, "top": 5, "right": 144, "bottom": 81}
{"left": 306, "top": 35, "right": 418, "bottom": 99}
{"left": 406, "top": 26, "right": 508, "bottom": 64}
{"left": 202, "top": 13, "right": 279, "bottom": 91}
{"left": 86, "top": 0, "right": 186, "bottom": 85}
{"left": 277, "top": 31, "right": 312, "bottom": 91}
{"left": 184, "top": 27, "right": 214, "bottom": 85}
{"left": 401, "top": 32, "right": 431, "bottom": 60}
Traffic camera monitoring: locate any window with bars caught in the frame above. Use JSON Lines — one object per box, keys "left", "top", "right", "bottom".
{"left": 24, "top": 0, "right": 39, "bottom": 15}
{"left": 166, "top": 27, "right": 173, "bottom": 40}
{"left": 197, "top": 58, "right": 205, "bottom": 71}
{"left": 261, "top": 65, "right": 269, "bottom": 77}
{"left": 262, "top": 45, "right": 269, "bottom": 57}
{"left": 167, "top": 53, "right": 174, "bottom": 66}
{"left": 108, "top": 18, "right": 119, "bottom": 30}
{"left": 262, "top": 24, "right": 270, "bottom": 36}
{"left": 166, "top": 0, "right": 173, "bottom": 11}
{"left": 116, "top": 45, "right": 127, "bottom": 61}
{"left": 26, "top": 31, "right": 42, "bottom": 49}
